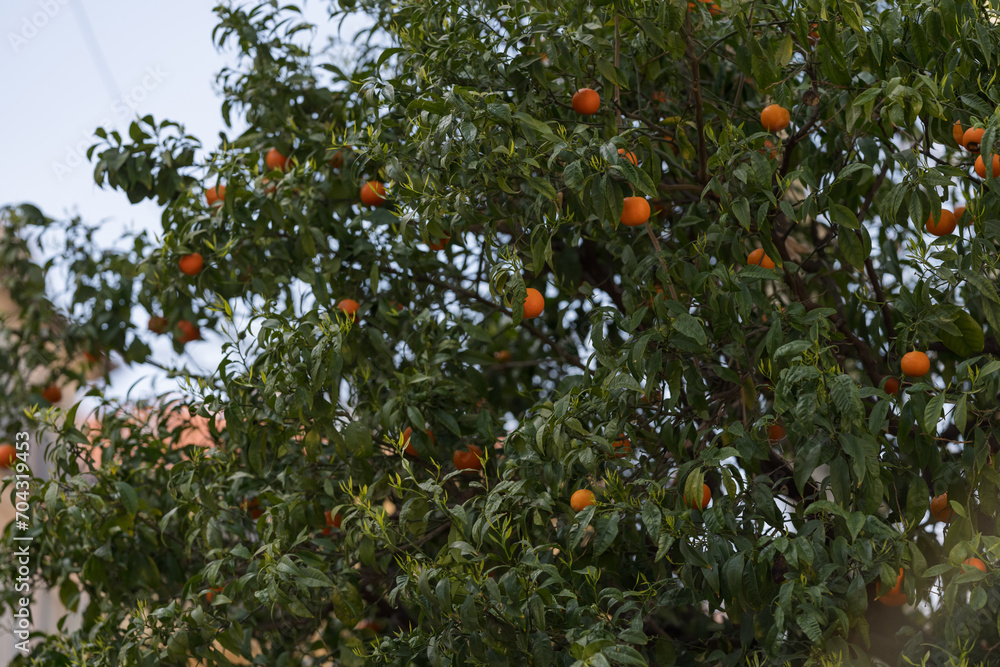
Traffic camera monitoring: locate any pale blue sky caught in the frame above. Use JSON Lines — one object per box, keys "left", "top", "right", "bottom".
{"left": 0, "top": 1, "right": 367, "bottom": 402}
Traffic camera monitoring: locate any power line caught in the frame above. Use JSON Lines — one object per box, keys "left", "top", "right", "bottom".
{"left": 69, "top": 0, "right": 121, "bottom": 101}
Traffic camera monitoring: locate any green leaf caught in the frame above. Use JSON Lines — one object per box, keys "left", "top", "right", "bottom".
{"left": 673, "top": 312, "right": 707, "bottom": 346}
{"left": 923, "top": 392, "right": 946, "bottom": 432}
{"left": 839, "top": 228, "right": 867, "bottom": 269}
{"left": 115, "top": 482, "right": 138, "bottom": 517}
{"left": 733, "top": 197, "right": 751, "bottom": 229}
{"left": 592, "top": 512, "right": 619, "bottom": 556}
{"left": 938, "top": 309, "right": 985, "bottom": 356}
{"left": 564, "top": 160, "right": 585, "bottom": 192}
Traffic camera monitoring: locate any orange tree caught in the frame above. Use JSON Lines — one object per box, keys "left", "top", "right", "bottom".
{"left": 2, "top": 0, "right": 1000, "bottom": 665}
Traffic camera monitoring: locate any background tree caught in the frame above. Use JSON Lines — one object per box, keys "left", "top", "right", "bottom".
{"left": 2, "top": 0, "right": 1000, "bottom": 665}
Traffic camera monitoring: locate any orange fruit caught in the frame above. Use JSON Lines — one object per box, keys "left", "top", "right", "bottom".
{"left": 428, "top": 237, "right": 450, "bottom": 251}
{"left": 930, "top": 493, "right": 954, "bottom": 523}
{"left": 688, "top": 0, "right": 721, "bottom": 14}
{"left": 768, "top": 424, "right": 786, "bottom": 441}
{"left": 453, "top": 444, "right": 484, "bottom": 472}
{"left": 360, "top": 181, "right": 387, "bottom": 207}
{"left": 612, "top": 436, "right": 631, "bottom": 459}
{"left": 953, "top": 121, "right": 965, "bottom": 146}
{"left": 621, "top": 197, "right": 651, "bottom": 226}
{"left": 760, "top": 138, "right": 779, "bottom": 159}
{"left": 900, "top": 351, "right": 929, "bottom": 378}
{"left": 206, "top": 586, "right": 223, "bottom": 603}
{"left": 329, "top": 147, "right": 350, "bottom": 169}
{"left": 963, "top": 127, "right": 985, "bottom": 152}
{"left": 877, "top": 568, "right": 907, "bottom": 606}
{"left": 883, "top": 376, "right": 900, "bottom": 395}
{"left": 975, "top": 154, "right": 1000, "bottom": 179}
{"left": 570, "top": 489, "right": 596, "bottom": 512}
{"left": 242, "top": 497, "right": 264, "bottom": 519}
{"left": 402, "top": 427, "right": 435, "bottom": 457}
{"left": 179, "top": 253, "right": 204, "bottom": 276}
{"left": 265, "top": 147, "right": 289, "bottom": 171}
{"left": 954, "top": 206, "right": 967, "bottom": 226}
{"left": 148, "top": 316, "right": 168, "bottom": 334}
{"left": 0, "top": 443, "right": 17, "bottom": 468}
{"left": 747, "top": 248, "right": 776, "bottom": 269}
{"left": 205, "top": 184, "right": 225, "bottom": 206}
{"left": 83, "top": 351, "right": 99, "bottom": 364}
{"left": 493, "top": 350, "right": 512, "bottom": 362}
{"left": 337, "top": 299, "right": 360, "bottom": 320}
{"left": 760, "top": 104, "right": 791, "bottom": 132}
{"left": 617, "top": 148, "right": 638, "bottom": 165}
{"left": 685, "top": 483, "right": 711, "bottom": 510}
{"left": 963, "top": 557, "right": 986, "bottom": 572}
{"left": 322, "top": 510, "right": 343, "bottom": 535}
{"left": 41, "top": 384, "right": 62, "bottom": 403}
{"left": 177, "top": 320, "right": 201, "bottom": 344}
{"left": 925, "top": 209, "right": 956, "bottom": 236}
{"left": 523, "top": 288, "right": 545, "bottom": 319}
{"left": 572, "top": 88, "right": 600, "bottom": 115}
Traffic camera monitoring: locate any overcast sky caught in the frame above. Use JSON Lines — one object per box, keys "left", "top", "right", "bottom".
{"left": 0, "top": 0, "right": 367, "bottom": 406}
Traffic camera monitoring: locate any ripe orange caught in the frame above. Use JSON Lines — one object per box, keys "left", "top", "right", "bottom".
{"left": 612, "top": 436, "right": 631, "bottom": 459}
{"left": 953, "top": 121, "right": 965, "bottom": 146}
{"left": 206, "top": 586, "right": 223, "bottom": 603}
{"left": 747, "top": 248, "right": 776, "bottom": 269}
{"left": 179, "top": 253, "right": 204, "bottom": 276}
{"left": 768, "top": 424, "right": 786, "bottom": 441}
{"left": 621, "top": 197, "right": 651, "bottom": 226}
{"left": 453, "top": 444, "right": 484, "bottom": 472}
{"left": 688, "top": 0, "right": 720, "bottom": 14}
{"left": 0, "top": 443, "right": 17, "bottom": 468}
{"left": 360, "top": 181, "right": 387, "bottom": 207}
{"left": 883, "top": 376, "right": 900, "bottom": 395}
{"left": 877, "top": 568, "right": 906, "bottom": 606}
{"left": 41, "top": 384, "right": 62, "bottom": 403}
{"left": 685, "top": 483, "right": 711, "bottom": 510}
{"left": 148, "top": 316, "right": 168, "bottom": 334}
{"left": 177, "top": 320, "right": 201, "bottom": 344}
{"left": 925, "top": 209, "right": 956, "bottom": 236}
{"left": 337, "top": 299, "right": 360, "bottom": 320}
{"left": 760, "top": 137, "right": 779, "bottom": 159}
{"left": 572, "top": 88, "right": 600, "bottom": 115}
{"left": 322, "top": 510, "right": 343, "bottom": 535}
{"left": 617, "top": 148, "right": 638, "bottom": 165}
{"left": 954, "top": 206, "right": 966, "bottom": 226}
{"left": 900, "top": 351, "right": 929, "bottom": 378}
{"left": 205, "top": 184, "right": 225, "bottom": 206}
{"left": 428, "top": 237, "right": 451, "bottom": 251}
{"left": 930, "top": 493, "right": 954, "bottom": 523}
{"left": 760, "top": 104, "right": 791, "bottom": 132}
{"left": 523, "top": 288, "right": 545, "bottom": 319}
{"left": 494, "top": 350, "right": 512, "bottom": 362}
{"left": 329, "top": 147, "right": 350, "bottom": 169}
{"left": 975, "top": 154, "right": 1000, "bottom": 179}
{"left": 265, "top": 147, "right": 289, "bottom": 171}
{"left": 962, "top": 127, "right": 985, "bottom": 152}
{"left": 242, "top": 497, "right": 263, "bottom": 519}
{"left": 402, "top": 427, "right": 435, "bottom": 457}
{"left": 570, "top": 488, "right": 596, "bottom": 512}
{"left": 963, "top": 557, "right": 986, "bottom": 572}
{"left": 83, "top": 351, "right": 99, "bottom": 364}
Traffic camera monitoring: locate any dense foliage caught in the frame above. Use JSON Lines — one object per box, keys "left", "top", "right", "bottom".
{"left": 3, "top": 0, "right": 1000, "bottom": 665}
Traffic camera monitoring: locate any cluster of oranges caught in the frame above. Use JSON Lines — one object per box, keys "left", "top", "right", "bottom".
{"left": 954, "top": 121, "right": 1000, "bottom": 178}
{"left": 875, "top": 492, "right": 988, "bottom": 606}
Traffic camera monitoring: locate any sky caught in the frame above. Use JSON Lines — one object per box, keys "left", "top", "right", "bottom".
{"left": 0, "top": 0, "right": 366, "bottom": 405}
